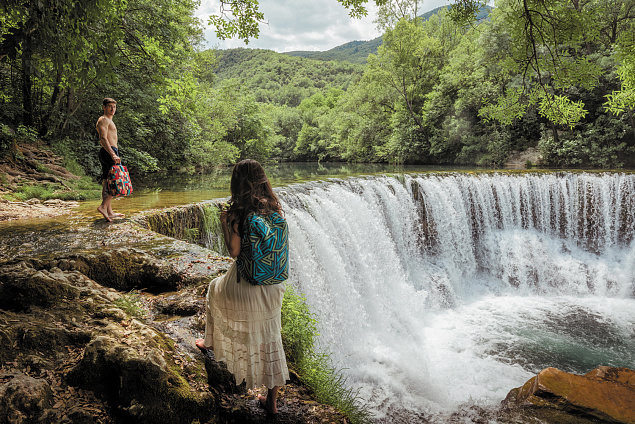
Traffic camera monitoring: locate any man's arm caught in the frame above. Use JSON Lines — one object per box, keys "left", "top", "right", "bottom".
{"left": 97, "top": 117, "right": 120, "bottom": 164}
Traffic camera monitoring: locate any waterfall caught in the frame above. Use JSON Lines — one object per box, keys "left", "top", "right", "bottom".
{"left": 277, "top": 172, "right": 635, "bottom": 421}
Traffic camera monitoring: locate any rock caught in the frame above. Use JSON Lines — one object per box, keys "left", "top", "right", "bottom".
{"left": 0, "top": 372, "right": 54, "bottom": 424}
{"left": 505, "top": 146, "right": 542, "bottom": 168}
{"left": 26, "top": 198, "right": 40, "bottom": 205}
{"left": 68, "top": 335, "right": 216, "bottom": 424}
{"left": 0, "top": 245, "right": 348, "bottom": 424}
{"left": 59, "top": 248, "right": 182, "bottom": 292}
{"left": 504, "top": 366, "right": 635, "bottom": 424}
{"left": 0, "top": 261, "right": 79, "bottom": 312}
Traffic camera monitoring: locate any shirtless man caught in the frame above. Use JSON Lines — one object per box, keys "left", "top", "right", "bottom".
{"left": 96, "top": 98, "right": 125, "bottom": 222}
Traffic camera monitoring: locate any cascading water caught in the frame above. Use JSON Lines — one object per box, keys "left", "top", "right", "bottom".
{"left": 277, "top": 172, "right": 635, "bottom": 422}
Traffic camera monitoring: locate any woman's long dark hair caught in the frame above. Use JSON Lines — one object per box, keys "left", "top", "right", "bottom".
{"left": 227, "top": 159, "right": 282, "bottom": 235}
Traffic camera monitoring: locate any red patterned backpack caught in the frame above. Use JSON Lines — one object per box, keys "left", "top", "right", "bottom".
{"left": 107, "top": 164, "right": 133, "bottom": 197}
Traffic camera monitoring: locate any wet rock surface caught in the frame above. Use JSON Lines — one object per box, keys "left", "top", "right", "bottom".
{"left": 504, "top": 366, "right": 635, "bottom": 424}
{"left": 0, "top": 198, "right": 80, "bottom": 222}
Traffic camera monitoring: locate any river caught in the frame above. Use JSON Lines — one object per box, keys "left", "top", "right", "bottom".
{"left": 1, "top": 164, "right": 634, "bottom": 423}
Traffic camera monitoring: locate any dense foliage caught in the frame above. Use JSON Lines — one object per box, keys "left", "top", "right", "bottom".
{"left": 2, "top": 0, "right": 635, "bottom": 174}
{"left": 219, "top": 1, "right": 635, "bottom": 167}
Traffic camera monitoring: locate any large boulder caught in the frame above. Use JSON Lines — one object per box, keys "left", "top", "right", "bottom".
{"left": 0, "top": 372, "right": 54, "bottom": 424}
{"left": 504, "top": 366, "right": 635, "bottom": 423}
{"left": 54, "top": 248, "right": 182, "bottom": 292}
{"left": 0, "top": 261, "right": 79, "bottom": 312}
{"left": 68, "top": 333, "right": 216, "bottom": 424}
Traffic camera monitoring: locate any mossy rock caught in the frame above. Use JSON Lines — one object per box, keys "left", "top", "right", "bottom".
{"left": 0, "top": 261, "right": 79, "bottom": 312}
{"left": 57, "top": 248, "right": 181, "bottom": 292}
{"left": 68, "top": 335, "right": 217, "bottom": 424}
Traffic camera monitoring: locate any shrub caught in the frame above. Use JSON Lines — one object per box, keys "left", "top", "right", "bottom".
{"left": 121, "top": 146, "right": 159, "bottom": 173}
{"left": 15, "top": 124, "right": 38, "bottom": 143}
{"left": 12, "top": 177, "right": 101, "bottom": 201}
{"left": 0, "top": 124, "right": 14, "bottom": 158}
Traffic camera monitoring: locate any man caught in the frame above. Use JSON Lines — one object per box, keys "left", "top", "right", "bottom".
{"left": 96, "top": 97, "right": 125, "bottom": 222}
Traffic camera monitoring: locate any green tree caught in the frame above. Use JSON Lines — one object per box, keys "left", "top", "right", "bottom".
{"left": 0, "top": 0, "right": 125, "bottom": 130}
{"left": 294, "top": 89, "right": 344, "bottom": 161}
{"left": 367, "top": 19, "right": 444, "bottom": 133}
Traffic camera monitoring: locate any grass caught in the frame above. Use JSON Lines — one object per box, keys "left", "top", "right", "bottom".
{"left": 114, "top": 290, "right": 149, "bottom": 319}
{"left": 9, "top": 177, "right": 102, "bottom": 201}
{"left": 281, "top": 286, "right": 372, "bottom": 424}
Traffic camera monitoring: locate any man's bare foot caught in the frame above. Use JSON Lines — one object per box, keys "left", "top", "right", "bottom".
{"left": 258, "top": 394, "right": 277, "bottom": 414}
{"left": 97, "top": 206, "right": 112, "bottom": 222}
{"left": 195, "top": 338, "right": 211, "bottom": 350}
{"left": 109, "top": 212, "right": 125, "bottom": 219}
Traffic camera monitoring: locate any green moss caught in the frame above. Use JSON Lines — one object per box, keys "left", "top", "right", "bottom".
{"left": 11, "top": 177, "right": 101, "bottom": 201}
{"left": 184, "top": 227, "right": 200, "bottom": 242}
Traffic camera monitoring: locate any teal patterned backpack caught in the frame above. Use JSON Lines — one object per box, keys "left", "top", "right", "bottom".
{"left": 236, "top": 212, "right": 289, "bottom": 285}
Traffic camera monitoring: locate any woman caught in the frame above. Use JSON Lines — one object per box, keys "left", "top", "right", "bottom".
{"left": 196, "top": 159, "right": 290, "bottom": 415}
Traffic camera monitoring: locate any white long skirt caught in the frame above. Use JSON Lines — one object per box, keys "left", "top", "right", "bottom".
{"left": 203, "top": 262, "right": 290, "bottom": 389}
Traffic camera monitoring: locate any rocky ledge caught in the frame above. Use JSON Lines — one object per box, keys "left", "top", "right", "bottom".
{"left": 0, "top": 248, "right": 347, "bottom": 424}
{"left": 0, "top": 198, "right": 80, "bottom": 222}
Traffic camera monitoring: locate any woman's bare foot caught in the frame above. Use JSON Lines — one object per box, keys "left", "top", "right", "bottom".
{"left": 195, "top": 338, "right": 211, "bottom": 350}
{"left": 109, "top": 212, "right": 125, "bottom": 219}
{"left": 97, "top": 206, "right": 112, "bottom": 222}
{"left": 258, "top": 394, "right": 277, "bottom": 414}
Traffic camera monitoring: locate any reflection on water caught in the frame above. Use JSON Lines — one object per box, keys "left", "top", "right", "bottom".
{"left": 75, "top": 163, "right": 466, "bottom": 216}
{"left": 1, "top": 163, "right": 461, "bottom": 261}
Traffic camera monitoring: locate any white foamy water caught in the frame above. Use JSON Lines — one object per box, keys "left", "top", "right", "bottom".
{"left": 278, "top": 173, "right": 635, "bottom": 422}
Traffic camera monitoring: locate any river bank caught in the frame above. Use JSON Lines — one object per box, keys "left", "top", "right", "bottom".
{"left": 0, "top": 216, "right": 353, "bottom": 423}
{"left": 0, "top": 198, "right": 80, "bottom": 221}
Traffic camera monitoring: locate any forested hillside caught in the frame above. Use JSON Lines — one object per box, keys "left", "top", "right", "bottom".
{"left": 2, "top": 0, "right": 635, "bottom": 180}
{"left": 214, "top": 49, "right": 364, "bottom": 106}
{"left": 284, "top": 39, "right": 383, "bottom": 64}
{"left": 215, "top": 3, "right": 635, "bottom": 166}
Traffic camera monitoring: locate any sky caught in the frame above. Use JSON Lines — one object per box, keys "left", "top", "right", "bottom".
{"left": 196, "top": 0, "right": 451, "bottom": 53}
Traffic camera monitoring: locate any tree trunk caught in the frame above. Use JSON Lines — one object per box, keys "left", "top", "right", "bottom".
{"left": 552, "top": 123, "right": 560, "bottom": 144}
{"left": 21, "top": 44, "right": 34, "bottom": 128}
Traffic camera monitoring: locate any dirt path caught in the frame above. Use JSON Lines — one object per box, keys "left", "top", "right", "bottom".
{"left": 0, "top": 142, "right": 88, "bottom": 221}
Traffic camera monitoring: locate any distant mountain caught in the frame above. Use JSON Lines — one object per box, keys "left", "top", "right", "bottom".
{"left": 214, "top": 48, "right": 364, "bottom": 107}
{"left": 284, "top": 5, "right": 491, "bottom": 64}
{"left": 284, "top": 38, "right": 383, "bottom": 65}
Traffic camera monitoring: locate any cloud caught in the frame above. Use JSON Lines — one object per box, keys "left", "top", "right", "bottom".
{"left": 196, "top": 0, "right": 450, "bottom": 52}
